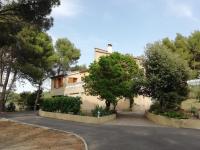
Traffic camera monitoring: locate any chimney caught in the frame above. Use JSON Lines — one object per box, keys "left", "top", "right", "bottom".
{"left": 107, "top": 43, "right": 113, "bottom": 53}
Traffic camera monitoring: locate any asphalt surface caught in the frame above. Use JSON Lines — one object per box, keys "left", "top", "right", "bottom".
{"left": 1, "top": 111, "right": 200, "bottom": 150}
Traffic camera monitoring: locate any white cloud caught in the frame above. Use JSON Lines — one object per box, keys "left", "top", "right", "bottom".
{"left": 166, "top": 0, "right": 199, "bottom": 22}
{"left": 51, "top": 0, "right": 82, "bottom": 18}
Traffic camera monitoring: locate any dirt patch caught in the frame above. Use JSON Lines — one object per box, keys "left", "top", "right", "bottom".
{"left": 0, "top": 120, "right": 85, "bottom": 150}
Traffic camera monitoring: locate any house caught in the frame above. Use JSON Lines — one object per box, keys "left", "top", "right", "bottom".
{"left": 51, "top": 44, "right": 151, "bottom": 112}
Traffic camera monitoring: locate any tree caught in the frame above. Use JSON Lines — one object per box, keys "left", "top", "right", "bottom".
{"left": 16, "top": 26, "right": 56, "bottom": 111}
{"left": 188, "top": 31, "right": 200, "bottom": 77}
{"left": 0, "top": 0, "right": 60, "bottom": 30}
{"left": 0, "top": 0, "right": 60, "bottom": 112}
{"left": 54, "top": 38, "right": 80, "bottom": 75}
{"left": 162, "top": 32, "right": 200, "bottom": 78}
{"left": 144, "top": 42, "right": 190, "bottom": 112}
{"left": 83, "top": 52, "right": 142, "bottom": 110}
{"left": 121, "top": 67, "right": 144, "bottom": 110}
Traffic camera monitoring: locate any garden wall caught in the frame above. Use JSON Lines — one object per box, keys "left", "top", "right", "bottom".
{"left": 39, "top": 110, "right": 116, "bottom": 124}
{"left": 146, "top": 112, "right": 200, "bottom": 129}
{"left": 181, "top": 99, "right": 200, "bottom": 111}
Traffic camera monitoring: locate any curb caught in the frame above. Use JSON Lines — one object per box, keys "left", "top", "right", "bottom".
{"left": 0, "top": 118, "right": 88, "bottom": 150}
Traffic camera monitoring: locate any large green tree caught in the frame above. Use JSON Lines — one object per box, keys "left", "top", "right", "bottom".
{"left": 162, "top": 31, "right": 200, "bottom": 78}
{"left": 16, "top": 26, "right": 56, "bottom": 111}
{"left": 83, "top": 52, "right": 142, "bottom": 110}
{"left": 0, "top": 0, "right": 60, "bottom": 112}
{"left": 54, "top": 38, "right": 80, "bottom": 75}
{"left": 144, "top": 42, "right": 190, "bottom": 112}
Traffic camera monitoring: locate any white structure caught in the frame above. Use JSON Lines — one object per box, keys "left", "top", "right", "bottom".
{"left": 187, "top": 79, "right": 200, "bottom": 86}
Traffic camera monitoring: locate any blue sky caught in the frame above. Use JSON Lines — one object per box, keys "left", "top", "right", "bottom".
{"left": 16, "top": 0, "right": 200, "bottom": 93}
{"left": 48, "top": 0, "right": 200, "bottom": 66}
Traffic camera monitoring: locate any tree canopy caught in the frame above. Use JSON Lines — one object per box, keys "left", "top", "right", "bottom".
{"left": 54, "top": 38, "right": 81, "bottom": 75}
{"left": 0, "top": 0, "right": 60, "bottom": 112}
{"left": 16, "top": 26, "right": 56, "bottom": 111}
{"left": 162, "top": 31, "right": 200, "bottom": 78}
{"left": 144, "top": 42, "right": 190, "bottom": 112}
{"left": 0, "top": 0, "right": 60, "bottom": 30}
{"left": 83, "top": 52, "right": 143, "bottom": 110}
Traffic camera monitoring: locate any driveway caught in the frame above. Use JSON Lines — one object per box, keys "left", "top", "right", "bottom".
{"left": 1, "top": 112, "right": 200, "bottom": 150}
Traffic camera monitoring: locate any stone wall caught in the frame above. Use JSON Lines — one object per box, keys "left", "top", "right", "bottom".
{"left": 39, "top": 110, "right": 116, "bottom": 124}
{"left": 146, "top": 112, "right": 200, "bottom": 129}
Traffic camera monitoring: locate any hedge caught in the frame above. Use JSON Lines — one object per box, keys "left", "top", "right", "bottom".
{"left": 41, "top": 96, "right": 82, "bottom": 114}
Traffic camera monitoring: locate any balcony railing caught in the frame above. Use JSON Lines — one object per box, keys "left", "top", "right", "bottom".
{"left": 65, "top": 81, "right": 84, "bottom": 88}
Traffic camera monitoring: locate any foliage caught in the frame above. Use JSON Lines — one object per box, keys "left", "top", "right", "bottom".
{"left": 42, "top": 91, "right": 52, "bottom": 99}
{"left": 188, "top": 86, "right": 200, "bottom": 101}
{"left": 149, "top": 102, "right": 161, "bottom": 114}
{"left": 91, "top": 105, "right": 114, "bottom": 117}
{"left": 70, "top": 64, "right": 87, "bottom": 72}
{"left": 0, "top": 0, "right": 60, "bottom": 112}
{"left": 16, "top": 26, "right": 56, "bottom": 111}
{"left": 190, "top": 106, "right": 199, "bottom": 117}
{"left": 83, "top": 52, "right": 142, "bottom": 110}
{"left": 6, "top": 102, "right": 16, "bottom": 112}
{"left": 16, "top": 26, "right": 56, "bottom": 83}
{"left": 162, "top": 111, "right": 188, "bottom": 119}
{"left": 6, "top": 92, "right": 20, "bottom": 103}
{"left": 144, "top": 42, "right": 190, "bottom": 112}
{"left": 162, "top": 31, "right": 200, "bottom": 78}
{"left": 42, "top": 96, "right": 82, "bottom": 114}
{"left": 54, "top": 38, "right": 81, "bottom": 75}
{"left": 150, "top": 103, "right": 188, "bottom": 119}
{"left": 19, "top": 91, "right": 42, "bottom": 110}
{"left": 0, "top": 0, "right": 60, "bottom": 30}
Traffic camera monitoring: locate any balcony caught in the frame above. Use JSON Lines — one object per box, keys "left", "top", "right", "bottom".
{"left": 65, "top": 82, "right": 84, "bottom": 95}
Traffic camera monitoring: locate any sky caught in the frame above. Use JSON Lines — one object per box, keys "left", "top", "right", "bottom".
{"left": 16, "top": 0, "right": 200, "bottom": 93}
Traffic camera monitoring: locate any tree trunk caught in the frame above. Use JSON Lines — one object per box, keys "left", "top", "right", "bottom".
{"left": 0, "top": 66, "right": 11, "bottom": 112}
{"left": 34, "top": 82, "right": 42, "bottom": 112}
{"left": 129, "top": 97, "right": 134, "bottom": 110}
{"left": 105, "top": 100, "right": 111, "bottom": 111}
{"left": 113, "top": 103, "right": 117, "bottom": 111}
{"left": 0, "top": 95, "right": 4, "bottom": 113}
{"left": 5, "top": 71, "right": 17, "bottom": 101}
{"left": 160, "top": 99, "right": 164, "bottom": 112}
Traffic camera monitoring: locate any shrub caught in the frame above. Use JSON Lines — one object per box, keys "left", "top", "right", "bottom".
{"left": 42, "top": 96, "right": 82, "bottom": 114}
{"left": 149, "top": 102, "right": 162, "bottom": 114}
{"left": 6, "top": 102, "right": 16, "bottom": 112}
{"left": 91, "top": 105, "right": 114, "bottom": 117}
{"left": 190, "top": 106, "right": 199, "bottom": 117}
{"left": 162, "top": 111, "right": 188, "bottom": 119}
{"left": 19, "top": 91, "right": 43, "bottom": 110}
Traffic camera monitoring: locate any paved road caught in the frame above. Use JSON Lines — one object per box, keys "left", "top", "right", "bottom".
{"left": 1, "top": 112, "right": 200, "bottom": 150}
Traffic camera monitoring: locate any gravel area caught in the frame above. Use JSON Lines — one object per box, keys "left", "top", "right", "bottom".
{"left": 0, "top": 120, "right": 85, "bottom": 150}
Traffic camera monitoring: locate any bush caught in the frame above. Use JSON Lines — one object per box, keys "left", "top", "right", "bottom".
{"left": 6, "top": 102, "right": 16, "bottom": 112}
{"left": 42, "top": 96, "right": 82, "bottom": 114}
{"left": 162, "top": 111, "right": 188, "bottom": 119}
{"left": 190, "top": 106, "right": 199, "bottom": 117}
{"left": 149, "top": 102, "right": 162, "bottom": 114}
{"left": 19, "top": 91, "right": 43, "bottom": 110}
{"left": 91, "top": 105, "right": 114, "bottom": 117}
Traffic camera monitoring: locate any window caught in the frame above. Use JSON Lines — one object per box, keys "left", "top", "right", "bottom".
{"left": 53, "top": 77, "right": 63, "bottom": 88}
{"left": 58, "top": 78, "right": 63, "bottom": 87}
{"left": 68, "top": 77, "right": 78, "bottom": 83}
